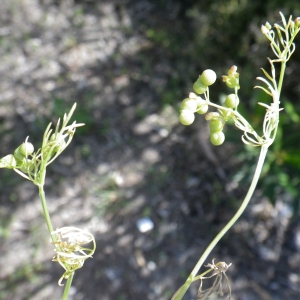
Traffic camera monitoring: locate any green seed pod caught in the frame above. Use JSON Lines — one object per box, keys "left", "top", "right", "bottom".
{"left": 224, "top": 94, "right": 239, "bottom": 108}
{"left": 209, "top": 119, "right": 223, "bottom": 133}
{"left": 19, "top": 142, "right": 34, "bottom": 157}
{"left": 179, "top": 110, "right": 195, "bottom": 125}
{"left": 193, "top": 79, "right": 208, "bottom": 94}
{"left": 181, "top": 98, "right": 197, "bottom": 112}
{"left": 14, "top": 147, "right": 25, "bottom": 161}
{"left": 210, "top": 131, "right": 225, "bottom": 146}
{"left": 199, "top": 69, "right": 217, "bottom": 86}
{"left": 196, "top": 104, "right": 209, "bottom": 114}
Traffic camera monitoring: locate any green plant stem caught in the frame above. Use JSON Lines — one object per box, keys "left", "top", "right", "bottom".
{"left": 37, "top": 160, "right": 75, "bottom": 300}
{"left": 172, "top": 145, "right": 269, "bottom": 300}
{"left": 39, "top": 184, "right": 74, "bottom": 300}
{"left": 277, "top": 61, "right": 286, "bottom": 96}
{"left": 38, "top": 185, "right": 56, "bottom": 243}
{"left": 62, "top": 273, "right": 74, "bottom": 300}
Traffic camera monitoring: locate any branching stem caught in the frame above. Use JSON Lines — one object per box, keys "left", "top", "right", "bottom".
{"left": 172, "top": 146, "right": 268, "bottom": 300}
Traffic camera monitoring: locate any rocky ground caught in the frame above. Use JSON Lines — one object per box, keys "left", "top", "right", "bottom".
{"left": 0, "top": 1, "right": 300, "bottom": 300}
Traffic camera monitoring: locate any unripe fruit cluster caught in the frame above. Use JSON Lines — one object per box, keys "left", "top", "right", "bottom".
{"left": 206, "top": 93, "right": 239, "bottom": 146}
{"left": 14, "top": 142, "right": 34, "bottom": 161}
{"left": 179, "top": 69, "right": 217, "bottom": 126}
{"left": 179, "top": 69, "right": 241, "bottom": 147}
{"left": 208, "top": 117, "right": 225, "bottom": 146}
{"left": 193, "top": 69, "right": 217, "bottom": 94}
{"left": 224, "top": 94, "right": 239, "bottom": 109}
{"left": 179, "top": 95, "right": 209, "bottom": 125}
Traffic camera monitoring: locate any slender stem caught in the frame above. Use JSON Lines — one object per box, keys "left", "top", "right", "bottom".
{"left": 62, "top": 273, "right": 74, "bottom": 300}
{"left": 172, "top": 145, "right": 269, "bottom": 300}
{"left": 39, "top": 181, "right": 74, "bottom": 300}
{"left": 38, "top": 185, "right": 56, "bottom": 243}
{"left": 207, "top": 102, "right": 261, "bottom": 142}
{"left": 277, "top": 61, "right": 286, "bottom": 96}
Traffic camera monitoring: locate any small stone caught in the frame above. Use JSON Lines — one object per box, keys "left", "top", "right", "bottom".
{"left": 136, "top": 217, "right": 154, "bottom": 233}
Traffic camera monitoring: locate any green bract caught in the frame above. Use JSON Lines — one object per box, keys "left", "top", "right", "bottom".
{"left": 225, "top": 77, "right": 238, "bottom": 89}
{"left": 224, "top": 94, "right": 239, "bottom": 108}
{"left": 193, "top": 79, "right": 207, "bottom": 94}
{"left": 179, "top": 110, "right": 195, "bottom": 125}
{"left": 199, "top": 69, "right": 217, "bottom": 86}
{"left": 181, "top": 98, "right": 197, "bottom": 112}
{"left": 210, "top": 131, "right": 225, "bottom": 146}
{"left": 222, "top": 65, "right": 240, "bottom": 89}
{"left": 50, "top": 133, "right": 67, "bottom": 154}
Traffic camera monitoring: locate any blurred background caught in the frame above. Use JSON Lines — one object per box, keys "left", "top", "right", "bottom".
{"left": 0, "top": 0, "right": 300, "bottom": 299}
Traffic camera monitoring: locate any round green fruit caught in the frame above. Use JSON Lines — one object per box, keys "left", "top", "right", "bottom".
{"left": 179, "top": 110, "right": 195, "bottom": 125}
{"left": 200, "top": 69, "right": 217, "bottom": 86}
{"left": 19, "top": 142, "right": 34, "bottom": 156}
{"left": 193, "top": 79, "right": 207, "bottom": 94}
{"left": 224, "top": 94, "right": 239, "bottom": 108}
{"left": 181, "top": 98, "right": 197, "bottom": 112}
{"left": 14, "top": 147, "right": 25, "bottom": 161}
{"left": 209, "top": 119, "right": 223, "bottom": 133}
{"left": 196, "top": 97, "right": 206, "bottom": 106}
{"left": 210, "top": 131, "right": 225, "bottom": 146}
{"left": 196, "top": 104, "right": 209, "bottom": 114}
